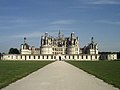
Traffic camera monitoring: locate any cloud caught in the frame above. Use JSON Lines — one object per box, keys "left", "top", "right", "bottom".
{"left": 69, "top": 5, "right": 96, "bottom": 9}
{"left": 0, "top": 17, "right": 34, "bottom": 24}
{"left": 11, "top": 31, "right": 59, "bottom": 39}
{"left": 12, "top": 32, "right": 43, "bottom": 38}
{"left": 86, "top": 0, "right": 120, "bottom": 5}
{"left": 0, "top": 7, "right": 21, "bottom": 10}
{"left": 116, "top": 13, "right": 120, "bottom": 16}
{"left": 95, "top": 20, "right": 120, "bottom": 25}
{"left": 0, "top": 16, "right": 42, "bottom": 29}
{"left": 50, "top": 20, "right": 77, "bottom": 25}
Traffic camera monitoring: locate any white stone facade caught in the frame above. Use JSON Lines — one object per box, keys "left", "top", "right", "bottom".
{"left": 2, "top": 31, "right": 117, "bottom": 61}
{"left": 3, "top": 54, "right": 100, "bottom": 61}
{"left": 100, "top": 54, "right": 117, "bottom": 60}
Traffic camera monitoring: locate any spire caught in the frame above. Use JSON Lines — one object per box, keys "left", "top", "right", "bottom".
{"left": 58, "top": 30, "right": 61, "bottom": 39}
{"left": 24, "top": 37, "right": 26, "bottom": 44}
{"left": 91, "top": 37, "right": 94, "bottom": 43}
{"left": 71, "top": 32, "right": 74, "bottom": 39}
{"left": 45, "top": 32, "right": 48, "bottom": 37}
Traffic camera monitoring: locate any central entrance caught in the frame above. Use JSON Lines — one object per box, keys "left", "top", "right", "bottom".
{"left": 56, "top": 54, "right": 64, "bottom": 61}
{"left": 59, "top": 56, "right": 61, "bottom": 61}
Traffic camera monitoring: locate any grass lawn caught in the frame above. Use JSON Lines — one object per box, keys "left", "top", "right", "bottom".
{"left": 66, "top": 60, "right": 120, "bottom": 89}
{"left": 0, "top": 60, "right": 53, "bottom": 89}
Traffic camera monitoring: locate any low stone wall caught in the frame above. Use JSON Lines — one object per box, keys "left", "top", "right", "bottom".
{"left": 2, "top": 54, "right": 100, "bottom": 61}
{"left": 100, "top": 54, "right": 117, "bottom": 60}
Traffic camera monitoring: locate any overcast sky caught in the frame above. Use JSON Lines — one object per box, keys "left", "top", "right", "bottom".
{"left": 0, "top": 0, "right": 120, "bottom": 53}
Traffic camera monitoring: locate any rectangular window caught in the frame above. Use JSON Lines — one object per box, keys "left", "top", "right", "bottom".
{"left": 34, "top": 56, "right": 35, "bottom": 59}
{"left": 51, "top": 56, "right": 53, "bottom": 59}
{"left": 82, "top": 55, "right": 83, "bottom": 59}
{"left": 47, "top": 56, "right": 48, "bottom": 59}
{"left": 29, "top": 56, "right": 31, "bottom": 59}
{"left": 86, "top": 56, "right": 88, "bottom": 59}
{"left": 73, "top": 56, "right": 74, "bottom": 59}
{"left": 21, "top": 56, "right": 22, "bottom": 59}
{"left": 65, "top": 56, "right": 66, "bottom": 59}
{"left": 38, "top": 56, "right": 40, "bottom": 59}
{"left": 54, "top": 56, "right": 56, "bottom": 59}
{"left": 25, "top": 56, "right": 26, "bottom": 60}
{"left": 91, "top": 56, "right": 92, "bottom": 60}
{"left": 69, "top": 56, "right": 70, "bottom": 59}
{"left": 95, "top": 55, "right": 97, "bottom": 59}
{"left": 42, "top": 56, "right": 44, "bottom": 59}
{"left": 77, "top": 55, "right": 79, "bottom": 59}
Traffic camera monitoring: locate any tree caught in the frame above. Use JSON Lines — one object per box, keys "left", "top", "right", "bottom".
{"left": 8, "top": 48, "right": 20, "bottom": 54}
{"left": 0, "top": 53, "right": 2, "bottom": 60}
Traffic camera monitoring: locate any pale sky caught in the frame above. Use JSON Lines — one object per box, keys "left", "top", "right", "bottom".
{"left": 0, "top": 0, "right": 120, "bottom": 53}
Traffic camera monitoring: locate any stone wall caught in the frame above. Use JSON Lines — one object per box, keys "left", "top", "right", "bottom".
{"left": 100, "top": 54, "right": 117, "bottom": 60}
{"left": 2, "top": 54, "right": 100, "bottom": 61}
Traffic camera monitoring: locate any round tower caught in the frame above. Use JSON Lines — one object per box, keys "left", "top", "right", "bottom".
{"left": 40, "top": 32, "right": 53, "bottom": 55}
{"left": 67, "top": 32, "right": 79, "bottom": 54}
{"left": 20, "top": 37, "right": 31, "bottom": 54}
{"left": 67, "top": 45, "right": 76, "bottom": 54}
{"left": 40, "top": 45, "right": 53, "bottom": 55}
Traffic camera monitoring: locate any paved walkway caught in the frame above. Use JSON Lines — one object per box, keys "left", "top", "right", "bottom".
{"left": 2, "top": 61, "right": 119, "bottom": 90}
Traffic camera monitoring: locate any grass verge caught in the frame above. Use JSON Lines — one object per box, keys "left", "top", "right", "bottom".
{"left": 0, "top": 60, "right": 53, "bottom": 89}
{"left": 66, "top": 60, "right": 120, "bottom": 89}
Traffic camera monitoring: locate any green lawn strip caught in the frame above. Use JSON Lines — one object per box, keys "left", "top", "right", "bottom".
{"left": 66, "top": 60, "right": 120, "bottom": 89}
{"left": 0, "top": 60, "right": 53, "bottom": 89}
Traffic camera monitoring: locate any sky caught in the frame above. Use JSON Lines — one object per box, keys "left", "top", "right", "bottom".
{"left": 0, "top": 0, "right": 120, "bottom": 53}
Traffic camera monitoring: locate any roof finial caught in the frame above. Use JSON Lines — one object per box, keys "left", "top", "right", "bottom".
{"left": 45, "top": 32, "right": 48, "bottom": 37}
{"left": 24, "top": 37, "right": 26, "bottom": 44}
{"left": 91, "top": 37, "right": 94, "bottom": 43}
{"left": 58, "top": 30, "right": 61, "bottom": 39}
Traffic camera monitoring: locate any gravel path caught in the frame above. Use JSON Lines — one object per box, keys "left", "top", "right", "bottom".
{"left": 2, "top": 61, "right": 119, "bottom": 90}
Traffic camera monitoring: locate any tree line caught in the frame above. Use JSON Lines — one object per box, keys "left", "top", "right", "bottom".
{"left": 8, "top": 48, "right": 20, "bottom": 54}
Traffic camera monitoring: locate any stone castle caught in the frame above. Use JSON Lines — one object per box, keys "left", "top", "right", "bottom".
{"left": 2, "top": 31, "right": 117, "bottom": 61}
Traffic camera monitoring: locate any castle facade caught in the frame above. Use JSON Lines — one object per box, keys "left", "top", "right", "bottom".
{"left": 2, "top": 31, "right": 117, "bottom": 61}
